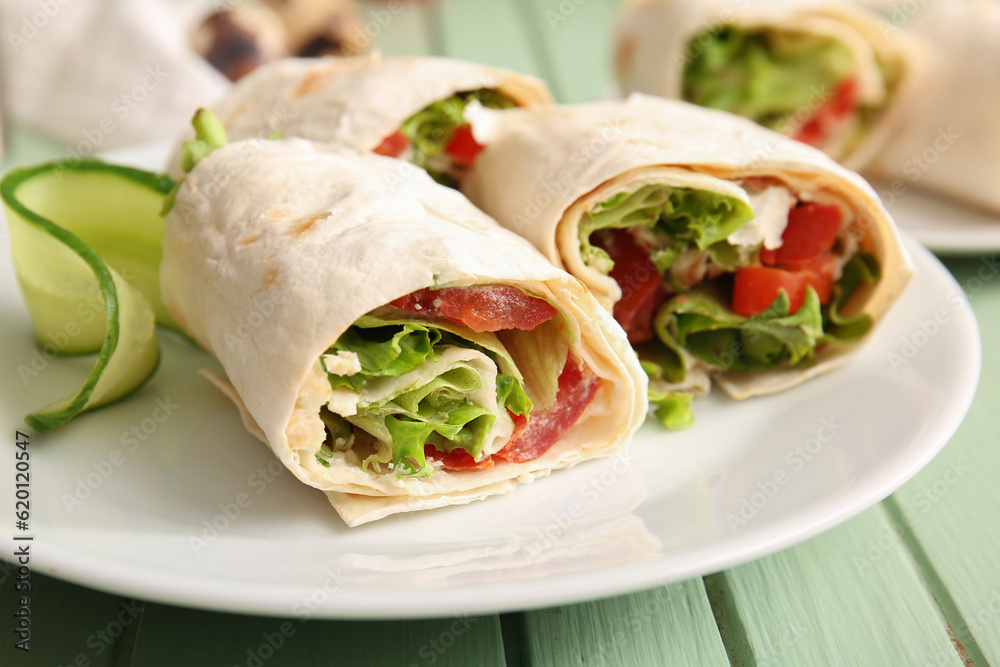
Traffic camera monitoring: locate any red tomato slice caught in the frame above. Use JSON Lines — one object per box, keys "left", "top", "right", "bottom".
{"left": 794, "top": 78, "right": 858, "bottom": 147}
{"left": 444, "top": 125, "right": 485, "bottom": 167}
{"left": 762, "top": 202, "right": 842, "bottom": 266}
{"left": 391, "top": 285, "right": 558, "bottom": 333}
{"left": 593, "top": 228, "right": 667, "bottom": 343}
{"left": 733, "top": 266, "right": 808, "bottom": 315}
{"left": 494, "top": 355, "right": 602, "bottom": 463}
{"left": 373, "top": 131, "right": 410, "bottom": 158}
{"left": 424, "top": 444, "right": 493, "bottom": 471}
{"left": 798, "top": 251, "right": 838, "bottom": 305}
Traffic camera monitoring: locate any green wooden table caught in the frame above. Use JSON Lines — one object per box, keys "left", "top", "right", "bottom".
{"left": 3, "top": 1, "right": 999, "bottom": 665}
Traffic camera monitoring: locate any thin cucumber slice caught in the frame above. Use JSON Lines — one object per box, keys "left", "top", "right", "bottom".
{"left": 1, "top": 160, "right": 177, "bottom": 430}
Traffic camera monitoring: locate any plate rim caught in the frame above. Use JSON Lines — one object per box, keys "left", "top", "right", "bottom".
{"left": 1, "top": 144, "right": 983, "bottom": 619}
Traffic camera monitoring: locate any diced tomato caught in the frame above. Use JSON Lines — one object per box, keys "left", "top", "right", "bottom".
{"left": 735, "top": 249, "right": 840, "bottom": 314}
{"left": 424, "top": 444, "right": 494, "bottom": 471}
{"left": 799, "top": 251, "right": 838, "bottom": 305}
{"left": 444, "top": 125, "right": 485, "bottom": 167}
{"left": 391, "top": 285, "right": 559, "bottom": 333}
{"left": 494, "top": 355, "right": 602, "bottom": 463}
{"left": 733, "top": 266, "right": 808, "bottom": 315}
{"left": 766, "top": 203, "right": 842, "bottom": 265}
{"left": 373, "top": 131, "right": 410, "bottom": 158}
{"left": 794, "top": 78, "right": 858, "bottom": 147}
{"left": 593, "top": 228, "right": 668, "bottom": 343}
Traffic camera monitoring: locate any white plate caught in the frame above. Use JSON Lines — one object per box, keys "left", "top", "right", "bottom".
{"left": 0, "top": 146, "right": 981, "bottom": 619}
{"left": 872, "top": 179, "right": 1000, "bottom": 254}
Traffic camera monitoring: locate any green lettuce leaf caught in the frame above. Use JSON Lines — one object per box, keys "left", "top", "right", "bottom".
{"left": 648, "top": 390, "right": 695, "bottom": 430}
{"left": 635, "top": 340, "right": 685, "bottom": 386}
{"left": 654, "top": 286, "right": 825, "bottom": 373}
{"left": 325, "top": 319, "right": 443, "bottom": 392}
{"left": 348, "top": 361, "right": 496, "bottom": 476}
{"left": 323, "top": 315, "right": 535, "bottom": 477}
{"left": 399, "top": 89, "right": 514, "bottom": 184}
{"left": 683, "top": 26, "right": 855, "bottom": 130}
{"left": 579, "top": 184, "right": 754, "bottom": 276}
{"left": 496, "top": 374, "right": 531, "bottom": 418}
{"left": 822, "top": 252, "right": 879, "bottom": 343}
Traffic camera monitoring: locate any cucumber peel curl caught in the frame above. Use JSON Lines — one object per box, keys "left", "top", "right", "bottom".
{"left": 2, "top": 159, "right": 178, "bottom": 430}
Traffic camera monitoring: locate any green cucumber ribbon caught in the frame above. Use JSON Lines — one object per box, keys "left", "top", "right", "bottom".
{"left": 2, "top": 161, "right": 178, "bottom": 430}
{"left": 2, "top": 109, "right": 227, "bottom": 430}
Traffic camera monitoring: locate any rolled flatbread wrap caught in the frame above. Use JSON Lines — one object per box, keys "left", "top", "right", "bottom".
{"left": 614, "top": 0, "right": 920, "bottom": 170}
{"left": 867, "top": 0, "right": 1000, "bottom": 214}
{"left": 167, "top": 54, "right": 553, "bottom": 186}
{"left": 160, "top": 138, "right": 646, "bottom": 526}
{"left": 463, "top": 94, "right": 913, "bottom": 402}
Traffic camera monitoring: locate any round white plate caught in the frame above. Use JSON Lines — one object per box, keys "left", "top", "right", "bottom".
{"left": 0, "top": 147, "right": 981, "bottom": 619}
{"left": 872, "top": 179, "right": 1000, "bottom": 254}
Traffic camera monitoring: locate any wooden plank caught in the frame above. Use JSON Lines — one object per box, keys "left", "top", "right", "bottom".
{"left": 129, "top": 602, "right": 505, "bottom": 667}
{"left": 887, "top": 255, "right": 1000, "bottom": 665}
{"left": 0, "top": 568, "right": 131, "bottom": 666}
{"left": 432, "top": 0, "right": 544, "bottom": 78}
{"left": 518, "top": 579, "right": 730, "bottom": 666}
{"left": 515, "top": 0, "right": 621, "bottom": 102}
{"left": 717, "top": 505, "right": 963, "bottom": 666}
{"left": 356, "top": 0, "right": 433, "bottom": 57}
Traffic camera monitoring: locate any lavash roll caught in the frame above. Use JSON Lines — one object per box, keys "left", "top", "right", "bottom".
{"left": 867, "top": 0, "right": 1000, "bottom": 214}
{"left": 160, "top": 138, "right": 646, "bottom": 526}
{"left": 167, "top": 54, "right": 553, "bottom": 178}
{"left": 614, "top": 0, "right": 920, "bottom": 171}
{"left": 462, "top": 94, "right": 914, "bottom": 399}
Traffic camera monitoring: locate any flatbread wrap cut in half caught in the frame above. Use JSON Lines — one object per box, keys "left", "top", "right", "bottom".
{"left": 168, "top": 54, "right": 553, "bottom": 187}
{"left": 160, "top": 138, "right": 646, "bottom": 526}
{"left": 867, "top": 0, "right": 1000, "bottom": 214}
{"left": 615, "top": 0, "right": 920, "bottom": 171}
{"left": 463, "top": 94, "right": 913, "bottom": 405}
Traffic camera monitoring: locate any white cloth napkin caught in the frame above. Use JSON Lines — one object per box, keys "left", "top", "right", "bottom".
{"left": 2, "top": 0, "right": 229, "bottom": 153}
